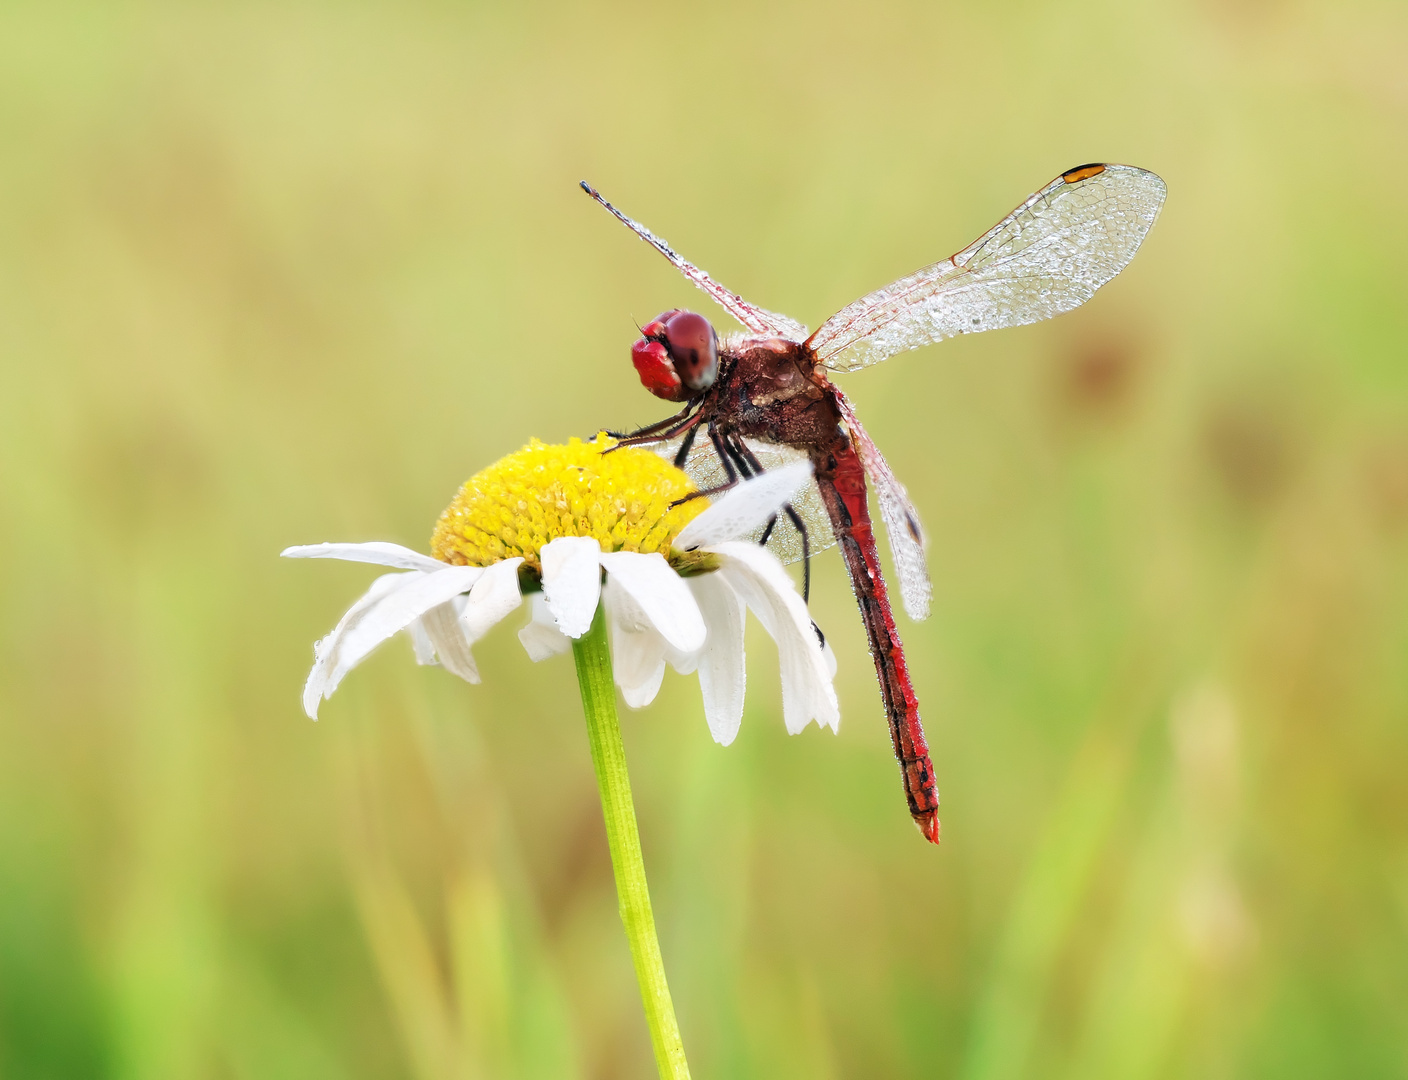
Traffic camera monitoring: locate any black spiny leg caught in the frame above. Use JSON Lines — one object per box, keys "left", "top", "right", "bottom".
{"left": 723, "top": 432, "right": 757, "bottom": 479}
{"left": 604, "top": 400, "right": 696, "bottom": 441}
{"left": 609, "top": 412, "right": 701, "bottom": 451}
{"left": 784, "top": 502, "right": 812, "bottom": 605}
{"left": 709, "top": 427, "right": 739, "bottom": 485}
{"left": 670, "top": 479, "right": 744, "bottom": 510}
{"left": 731, "top": 435, "right": 765, "bottom": 473}
{"left": 667, "top": 425, "right": 744, "bottom": 512}
{"left": 673, "top": 423, "right": 699, "bottom": 470}
{"left": 727, "top": 435, "right": 824, "bottom": 644}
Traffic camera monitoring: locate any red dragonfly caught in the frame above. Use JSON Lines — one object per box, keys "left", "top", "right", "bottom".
{"left": 583, "top": 163, "right": 1166, "bottom": 843}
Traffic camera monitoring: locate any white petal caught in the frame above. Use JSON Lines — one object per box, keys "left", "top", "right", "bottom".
{"left": 303, "top": 572, "right": 414, "bottom": 719}
{"left": 407, "top": 618, "right": 438, "bottom": 665}
{"left": 331, "top": 565, "right": 486, "bottom": 690}
{"left": 621, "top": 664, "right": 665, "bottom": 709}
{"left": 281, "top": 541, "right": 446, "bottom": 573}
{"left": 541, "top": 537, "right": 603, "bottom": 638}
{"left": 519, "top": 593, "right": 572, "bottom": 662}
{"left": 711, "top": 542, "right": 840, "bottom": 735}
{"left": 822, "top": 636, "right": 838, "bottom": 680}
{"left": 689, "top": 573, "right": 746, "bottom": 745}
{"left": 673, "top": 461, "right": 814, "bottom": 550}
{"left": 599, "top": 551, "right": 706, "bottom": 654}
{"left": 405, "top": 616, "right": 436, "bottom": 667}
{"left": 421, "top": 601, "right": 481, "bottom": 684}
{"left": 420, "top": 559, "right": 523, "bottom": 685}
{"left": 604, "top": 577, "right": 669, "bottom": 709}
{"left": 462, "top": 558, "right": 525, "bottom": 640}
{"left": 666, "top": 641, "right": 699, "bottom": 676}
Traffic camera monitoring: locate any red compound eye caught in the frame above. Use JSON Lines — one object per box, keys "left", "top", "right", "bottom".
{"left": 639, "top": 309, "right": 681, "bottom": 340}
{"left": 662, "top": 311, "right": 718, "bottom": 392}
{"left": 631, "top": 338, "right": 688, "bottom": 402}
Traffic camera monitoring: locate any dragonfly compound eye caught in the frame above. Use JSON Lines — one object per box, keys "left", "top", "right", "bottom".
{"left": 631, "top": 336, "right": 689, "bottom": 402}
{"left": 662, "top": 310, "right": 718, "bottom": 393}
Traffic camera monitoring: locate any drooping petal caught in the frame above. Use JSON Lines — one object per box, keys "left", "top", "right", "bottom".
{"left": 462, "top": 558, "right": 525, "bottom": 641}
{"left": 419, "top": 559, "right": 524, "bottom": 685}
{"left": 407, "top": 617, "right": 438, "bottom": 666}
{"left": 688, "top": 572, "right": 747, "bottom": 745}
{"left": 710, "top": 541, "right": 840, "bottom": 735}
{"left": 519, "top": 593, "right": 572, "bottom": 662}
{"left": 603, "top": 576, "right": 669, "bottom": 709}
{"left": 673, "top": 461, "right": 814, "bottom": 550}
{"left": 540, "top": 536, "right": 603, "bottom": 638}
{"left": 330, "top": 565, "right": 486, "bottom": 692}
{"left": 281, "top": 541, "right": 447, "bottom": 573}
{"left": 621, "top": 664, "right": 666, "bottom": 709}
{"left": 599, "top": 551, "right": 706, "bottom": 654}
{"left": 421, "top": 600, "right": 481, "bottom": 684}
{"left": 665, "top": 640, "right": 699, "bottom": 676}
{"left": 303, "top": 572, "right": 413, "bottom": 719}
{"left": 616, "top": 642, "right": 666, "bottom": 709}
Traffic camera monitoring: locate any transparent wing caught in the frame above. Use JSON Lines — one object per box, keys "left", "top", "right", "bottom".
{"left": 581, "top": 182, "right": 809, "bottom": 342}
{"left": 832, "top": 390, "right": 931, "bottom": 621}
{"left": 653, "top": 432, "right": 836, "bottom": 565}
{"left": 809, "top": 164, "right": 1167, "bottom": 372}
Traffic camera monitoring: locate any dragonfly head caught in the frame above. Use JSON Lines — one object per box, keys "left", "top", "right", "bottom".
{"left": 631, "top": 309, "right": 718, "bottom": 403}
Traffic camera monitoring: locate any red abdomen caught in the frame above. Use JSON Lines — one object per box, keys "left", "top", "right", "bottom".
{"left": 818, "top": 442, "right": 940, "bottom": 843}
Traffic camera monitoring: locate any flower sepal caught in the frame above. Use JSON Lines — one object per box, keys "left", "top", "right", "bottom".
{"left": 666, "top": 549, "right": 723, "bottom": 577}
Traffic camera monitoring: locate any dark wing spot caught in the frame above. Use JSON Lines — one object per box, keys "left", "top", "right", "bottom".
{"left": 1061, "top": 163, "right": 1107, "bottom": 183}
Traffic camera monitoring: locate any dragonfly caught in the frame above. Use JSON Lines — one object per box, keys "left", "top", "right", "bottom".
{"left": 582, "top": 163, "right": 1166, "bottom": 843}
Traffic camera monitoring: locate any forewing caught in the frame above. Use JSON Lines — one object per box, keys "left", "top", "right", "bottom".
{"left": 655, "top": 433, "right": 836, "bottom": 565}
{"left": 832, "top": 391, "right": 932, "bottom": 621}
{"left": 809, "top": 164, "right": 1167, "bottom": 372}
{"left": 581, "top": 182, "right": 809, "bottom": 342}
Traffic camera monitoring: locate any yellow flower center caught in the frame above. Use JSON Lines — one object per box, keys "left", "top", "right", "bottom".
{"left": 431, "top": 434, "right": 708, "bottom": 572}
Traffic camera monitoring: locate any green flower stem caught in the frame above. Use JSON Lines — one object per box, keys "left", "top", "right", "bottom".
{"left": 572, "top": 604, "right": 691, "bottom": 1080}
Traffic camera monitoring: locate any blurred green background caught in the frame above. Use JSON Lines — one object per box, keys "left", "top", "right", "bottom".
{"left": 2, "top": 0, "right": 1406, "bottom": 1077}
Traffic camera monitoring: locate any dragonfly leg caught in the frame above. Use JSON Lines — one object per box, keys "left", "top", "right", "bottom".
{"left": 708, "top": 427, "right": 740, "bottom": 484}
{"left": 669, "top": 478, "right": 739, "bottom": 509}
{"left": 603, "top": 401, "right": 696, "bottom": 441}
{"left": 730, "top": 436, "right": 817, "bottom": 608}
{"left": 758, "top": 515, "right": 777, "bottom": 546}
{"left": 672, "top": 423, "right": 699, "bottom": 470}
{"left": 608, "top": 411, "right": 702, "bottom": 451}
{"left": 784, "top": 502, "right": 812, "bottom": 605}
{"left": 723, "top": 433, "right": 773, "bottom": 493}
{"left": 728, "top": 433, "right": 762, "bottom": 477}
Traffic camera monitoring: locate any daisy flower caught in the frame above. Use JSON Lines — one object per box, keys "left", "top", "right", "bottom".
{"left": 284, "top": 432, "right": 840, "bottom": 1078}
{"left": 283, "top": 434, "right": 838, "bottom": 740}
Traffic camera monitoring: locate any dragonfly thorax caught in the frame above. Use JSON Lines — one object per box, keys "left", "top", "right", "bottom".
{"left": 631, "top": 309, "right": 719, "bottom": 403}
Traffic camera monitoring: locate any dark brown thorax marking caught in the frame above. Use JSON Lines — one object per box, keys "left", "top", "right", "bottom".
{"left": 710, "top": 337, "right": 846, "bottom": 456}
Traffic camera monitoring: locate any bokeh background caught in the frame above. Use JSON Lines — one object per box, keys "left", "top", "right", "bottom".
{"left": 3, "top": 0, "right": 1406, "bottom": 1077}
